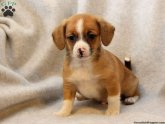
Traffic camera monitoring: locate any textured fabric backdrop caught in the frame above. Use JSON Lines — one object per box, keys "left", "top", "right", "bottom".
{"left": 0, "top": 0, "right": 165, "bottom": 123}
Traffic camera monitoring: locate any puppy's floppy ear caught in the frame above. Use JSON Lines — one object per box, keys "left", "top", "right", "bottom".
{"left": 97, "top": 17, "right": 115, "bottom": 46}
{"left": 52, "top": 20, "right": 67, "bottom": 50}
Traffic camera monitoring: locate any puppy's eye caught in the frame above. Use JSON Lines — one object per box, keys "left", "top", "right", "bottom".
{"left": 87, "top": 33, "right": 96, "bottom": 40}
{"left": 67, "top": 35, "right": 77, "bottom": 42}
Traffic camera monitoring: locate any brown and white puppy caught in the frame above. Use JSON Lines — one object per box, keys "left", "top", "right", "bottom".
{"left": 52, "top": 14, "right": 139, "bottom": 116}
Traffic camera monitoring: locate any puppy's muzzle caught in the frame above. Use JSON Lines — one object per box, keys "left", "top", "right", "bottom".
{"left": 73, "top": 41, "right": 90, "bottom": 59}
{"left": 78, "top": 47, "right": 88, "bottom": 58}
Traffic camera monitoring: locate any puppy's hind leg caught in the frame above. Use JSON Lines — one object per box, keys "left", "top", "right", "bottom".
{"left": 121, "top": 64, "right": 140, "bottom": 105}
{"left": 123, "top": 89, "right": 139, "bottom": 105}
{"left": 122, "top": 78, "right": 140, "bottom": 105}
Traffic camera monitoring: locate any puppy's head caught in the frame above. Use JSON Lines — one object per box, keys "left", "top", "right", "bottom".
{"left": 52, "top": 14, "right": 115, "bottom": 59}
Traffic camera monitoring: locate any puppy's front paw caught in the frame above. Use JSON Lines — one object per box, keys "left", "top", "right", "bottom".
{"left": 54, "top": 110, "right": 71, "bottom": 117}
{"left": 105, "top": 108, "right": 119, "bottom": 116}
{"left": 54, "top": 100, "right": 73, "bottom": 117}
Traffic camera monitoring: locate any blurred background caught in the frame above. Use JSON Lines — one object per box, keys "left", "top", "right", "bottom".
{"left": 0, "top": 0, "right": 165, "bottom": 123}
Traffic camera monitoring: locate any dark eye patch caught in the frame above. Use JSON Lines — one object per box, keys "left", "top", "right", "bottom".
{"left": 67, "top": 34, "right": 77, "bottom": 42}
{"left": 87, "top": 31, "right": 97, "bottom": 40}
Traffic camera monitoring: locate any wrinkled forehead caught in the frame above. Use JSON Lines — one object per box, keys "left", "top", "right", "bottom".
{"left": 65, "top": 15, "right": 99, "bottom": 34}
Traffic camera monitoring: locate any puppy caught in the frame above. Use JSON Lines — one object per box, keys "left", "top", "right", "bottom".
{"left": 52, "top": 14, "right": 139, "bottom": 116}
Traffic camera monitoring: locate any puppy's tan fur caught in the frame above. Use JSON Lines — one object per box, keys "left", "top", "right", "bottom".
{"left": 52, "top": 14, "right": 139, "bottom": 116}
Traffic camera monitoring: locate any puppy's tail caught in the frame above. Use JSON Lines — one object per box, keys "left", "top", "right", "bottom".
{"left": 124, "top": 57, "right": 132, "bottom": 70}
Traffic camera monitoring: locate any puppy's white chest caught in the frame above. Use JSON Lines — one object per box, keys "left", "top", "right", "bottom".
{"left": 76, "top": 80, "right": 101, "bottom": 100}
{"left": 68, "top": 62, "right": 102, "bottom": 100}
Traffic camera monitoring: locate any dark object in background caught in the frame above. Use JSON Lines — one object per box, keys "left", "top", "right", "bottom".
{"left": 1, "top": 6, "right": 16, "bottom": 17}
{"left": 125, "top": 57, "right": 132, "bottom": 70}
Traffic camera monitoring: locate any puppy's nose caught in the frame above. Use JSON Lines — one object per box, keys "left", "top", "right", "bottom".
{"left": 78, "top": 48, "right": 84, "bottom": 57}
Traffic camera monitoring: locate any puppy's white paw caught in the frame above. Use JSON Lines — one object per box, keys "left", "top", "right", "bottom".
{"left": 105, "top": 108, "right": 120, "bottom": 116}
{"left": 54, "top": 100, "right": 73, "bottom": 117}
{"left": 106, "top": 95, "right": 120, "bottom": 116}
{"left": 54, "top": 110, "right": 71, "bottom": 117}
{"left": 124, "top": 96, "right": 139, "bottom": 105}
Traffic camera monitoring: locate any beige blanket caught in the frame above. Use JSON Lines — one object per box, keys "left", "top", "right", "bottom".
{"left": 0, "top": 0, "right": 165, "bottom": 123}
